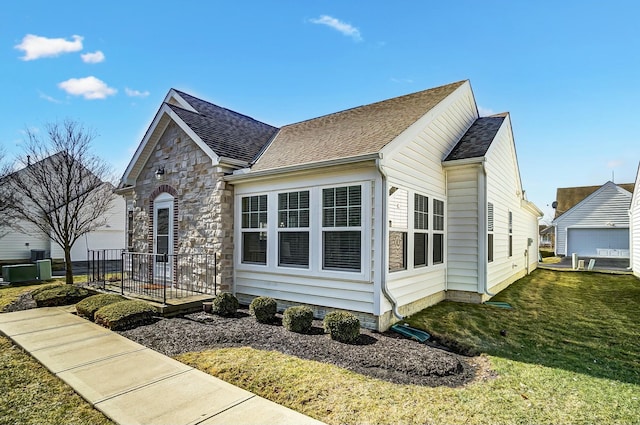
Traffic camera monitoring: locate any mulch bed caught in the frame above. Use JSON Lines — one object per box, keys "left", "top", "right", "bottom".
{"left": 3, "top": 291, "right": 491, "bottom": 387}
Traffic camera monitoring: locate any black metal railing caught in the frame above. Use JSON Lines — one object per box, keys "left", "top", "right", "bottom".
{"left": 88, "top": 250, "right": 218, "bottom": 304}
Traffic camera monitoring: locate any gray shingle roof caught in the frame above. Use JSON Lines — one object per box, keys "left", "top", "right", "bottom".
{"left": 444, "top": 114, "right": 506, "bottom": 162}
{"left": 252, "top": 81, "right": 466, "bottom": 171}
{"left": 170, "top": 90, "right": 278, "bottom": 163}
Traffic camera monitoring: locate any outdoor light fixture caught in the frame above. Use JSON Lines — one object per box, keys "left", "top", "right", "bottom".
{"left": 155, "top": 167, "right": 165, "bottom": 180}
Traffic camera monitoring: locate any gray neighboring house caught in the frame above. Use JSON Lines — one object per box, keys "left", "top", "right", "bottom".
{"left": 552, "top": 181, "right": 634, "bottom": 258}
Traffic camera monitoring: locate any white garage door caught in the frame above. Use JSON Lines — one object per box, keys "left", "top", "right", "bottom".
{"left": 567, "top": 228, "right": 629, "bottom": 257}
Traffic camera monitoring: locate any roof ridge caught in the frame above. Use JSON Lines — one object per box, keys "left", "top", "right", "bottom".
{"left": 281, "top": 80, "right": 467, "bottom": 128}
{"left": 170, "top": 89, "right": 277, "bottom": 129}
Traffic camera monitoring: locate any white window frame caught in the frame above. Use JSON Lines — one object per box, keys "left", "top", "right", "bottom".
{"left": 241, "top": 194, "right": 268, "bottom": 265}
{"left": 277, "top": 190, "right": 310, "bottom": 269}
{"left": 321, "top": 184, "right": 363, "bottom": 273}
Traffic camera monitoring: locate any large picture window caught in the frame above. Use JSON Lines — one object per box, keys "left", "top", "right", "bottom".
{"left": 278, "top": 191, "right": 310, "bottom": 267}
{"left": 322, "top": 185, "right": 361, "bottom": 271}
{"left": 433, "top": 199, "right": 444, "bottom": 265}
{"left": 414, "top": 194, "right": 429, "bottom": 267}
{"left": 241, "top": 195, "right": 267, "bottom": 264}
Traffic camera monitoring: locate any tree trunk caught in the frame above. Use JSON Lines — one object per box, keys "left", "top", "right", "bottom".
{"left": 64, "top": 246, "right": 74, "bottom": 284}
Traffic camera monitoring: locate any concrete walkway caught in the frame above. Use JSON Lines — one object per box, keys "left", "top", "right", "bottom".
{"left": 0, "top": 307, "right": 325, "bottom": 425}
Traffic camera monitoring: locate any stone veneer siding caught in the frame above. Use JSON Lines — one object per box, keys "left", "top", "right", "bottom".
{"left": 125, "top": 122, "right": 235, "bottom": 291}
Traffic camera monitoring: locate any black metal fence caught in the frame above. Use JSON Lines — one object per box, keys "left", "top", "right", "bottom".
{"left": 88, "top": 250, "right": 217, "bottom": 304}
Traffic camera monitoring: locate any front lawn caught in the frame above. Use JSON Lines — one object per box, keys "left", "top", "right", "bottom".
{"left": 0, "top": 279, "right": 112, "bottom": 425}
{"left": 177, "top": 269, "right": 640, "bottom": 424}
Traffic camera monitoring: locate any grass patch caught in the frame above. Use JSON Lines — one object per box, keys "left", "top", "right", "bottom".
{"left": 177, "top": 270, "right": 640, "bottom": 424}
{"left": 0, "top": 336, "right": 113, "bottom": 425}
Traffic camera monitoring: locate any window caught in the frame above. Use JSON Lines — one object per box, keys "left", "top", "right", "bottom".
{"left": 433, "top": 199, "right": 444, "bottom": 265}
{"left": 389, "top": 187, "right": 408, "bottom": 272}
{"left": 278, "top": 191, "right": 309, "bottom": 267}
{"left": 488, "top": 202, "right": 494, "bottom": 263}
{"left": 414, "top": 194, "right": 429, "bottom": 267}
{"left": 127, "top": 210, "right": 134, "bottom": 250}
{"left": 322, "top": 185, "right": 361, "bottom": 271}
{"left": 241, "top": 195, "right": 267, "bottom": 264}
{"left": 508, "top": 211, "right": 513, "bottom": 257}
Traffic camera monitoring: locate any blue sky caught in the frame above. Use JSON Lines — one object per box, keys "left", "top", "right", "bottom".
{"left": 2, "top": 1, "right": 639, "bottom": 222}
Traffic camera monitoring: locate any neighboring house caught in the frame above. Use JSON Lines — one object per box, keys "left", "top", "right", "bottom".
{"left": 630, "top": 164, "right": 640, "bottom": 278}
{"left": 552, "top": 181, "right": 634, "bottom": 258}
{"left": 0, "top": 155, "right": 126, "bottom": 263}
{"left": 539, "top": 225, "right": 555, "bottom": 248}
{"left": 119, "top": 80, "right": 542, "bottom": 330}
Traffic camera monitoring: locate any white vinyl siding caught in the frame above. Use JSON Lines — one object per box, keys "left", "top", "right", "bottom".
{"left": 484, "top": 115, "right": 540, "bottom": 292}
{"left": 554, "top": 182, "right": 632, "bottom": 257}
{"left": 446, "top": 167, "right": 479, "bottom": 292}
{"left": 631, "top": 174, "right": 640, "bottom": 277}
{"left": 0, "top": 220, "right": 50, "bottom": 260}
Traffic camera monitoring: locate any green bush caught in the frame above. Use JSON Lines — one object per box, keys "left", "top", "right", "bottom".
{"left": 212, "top": 292, "right": 239, "bottom": 317}
{"left": 323, "top": 311, "right": 360, "bottom": 343}
{"left": 94, "top": 300, "right": 155, "bottom": 330}
{"left": 32, "top": 285, "right": 90, "bottom": 307}
{"left": 539, "top": 250, "right": 556, "bottom": 258}
{"left": 249, "top": 296, "right": 277, "bottom": 323}
{"left": 283, "top": 306, "right": 314, "bottom": 333}
{"left": 29, "top": 283, "right": 64, "bottom": 297}
{"left": 76, "top": 294, "right": 126, "bottom": 321}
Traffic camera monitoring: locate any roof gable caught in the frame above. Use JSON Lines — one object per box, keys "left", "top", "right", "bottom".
{"left": 444, "top": 114, "right": 506, "bottom": 162}
{"left": 554, "top": 181, "right": 634, "bottom": 219}
{"left": 553, "top": 181, "right": 634, "bottom": 223}
{"left": 120, "top": 89, "right": 277, "bottom": 186}
{"left": 251, "top": 81, "right": 466, "bottom": 171}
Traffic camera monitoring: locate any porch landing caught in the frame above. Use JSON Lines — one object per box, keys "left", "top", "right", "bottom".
{"left": 82, "top": 282, "right": 214, "bottom": 317}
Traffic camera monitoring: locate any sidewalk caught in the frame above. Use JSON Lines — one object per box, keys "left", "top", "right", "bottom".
{"left": 0, "top": 307, "right": 325, "bottom": 425}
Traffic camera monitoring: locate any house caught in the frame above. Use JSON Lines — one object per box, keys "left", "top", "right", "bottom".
{"left": 630, "top": 164, "right": 640, "bottom": 278}
{"left": 552, "top": 181, "right": 634, "bottom": 258}
{"left": 119, "top": 80, "right": 542, "bottom": 330}
{"left": 539, "top": 225, "right": 555, "bottom": 249}
{"left": 0, "top": 155, "right": 126, "bottom": 263}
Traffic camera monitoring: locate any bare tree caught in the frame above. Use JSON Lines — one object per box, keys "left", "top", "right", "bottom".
{"left": 4, "top": 120, "right": 117, "bottom": 284}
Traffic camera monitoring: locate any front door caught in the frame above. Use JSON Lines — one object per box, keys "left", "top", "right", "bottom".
{"left": 154, "top": 194, "right": 174, "bottom": 283}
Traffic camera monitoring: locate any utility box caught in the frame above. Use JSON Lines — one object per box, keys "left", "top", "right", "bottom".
{"left": 2, "top": 264, "right": 38, "bottom": 283}
{"left": 36, "top": 259, "right": 52, "bottom": 280}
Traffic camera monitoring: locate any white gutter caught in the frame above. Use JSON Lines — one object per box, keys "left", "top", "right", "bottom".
{"left": 225, "top": 153, "right": 382, "bottom": 183}
{"left": 376, "top": 157, "right": 404, "bottom": 321}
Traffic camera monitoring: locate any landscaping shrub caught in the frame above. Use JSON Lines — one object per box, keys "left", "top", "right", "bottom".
{"left": 29, "top": 283, "right": 64, "bottom": 297}
{"left": 249, "top": 296, "right": 277, "bottom": 323}
{"left": 76, "top": 294, "right": 126, "bottom": 321}
{"left": 283, "top": 306, "right": 314, "bottom": 333}
{"left": 94, "top": 300, "right": 155, "bottom": 330}
{"left": 323, "top": 311, "right": 360, "bottom": 343}
{"left": 32, "top": 285, "right": 90, "bottom": 307}
{"left": 212, "top": 292, "right": 239, "bottom": 317}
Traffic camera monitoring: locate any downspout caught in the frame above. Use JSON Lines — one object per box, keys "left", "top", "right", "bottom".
{"left": 376, "top": 158, "right": 404, "bottom": 320}
{"left": 479, "top": 162, "right": 495, "bottom": 297}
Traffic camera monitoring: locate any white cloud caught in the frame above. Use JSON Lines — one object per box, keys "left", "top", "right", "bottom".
{"left": 15, "top": 34, "right": 83, "bottom": 60}
{"left": 58, "top": 76, "right": 117, "bottom": 99}
{"left": 81, "top": 50, "right": 105, "bottom": 64}
{"left": 310, "top": 15, "right": 362, "bottom": 41}
{"left": 478, "top": 106, "right": 495, "bottom": 117}
{"left": 38, "top": 92, "right": 62, "bottom": 104}
{"left": 607, "top": 160, "right": 623, "bottom": 168}
{"left": 125, "top": 87, "right": 150, "bottom": 98}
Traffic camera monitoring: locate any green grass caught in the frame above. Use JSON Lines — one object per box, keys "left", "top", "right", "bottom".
{"left": 176, "top": 269, "right": 640, "bottom": 424}
{"left": 0, "top": 280, "right": 113, "bottom": 425}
